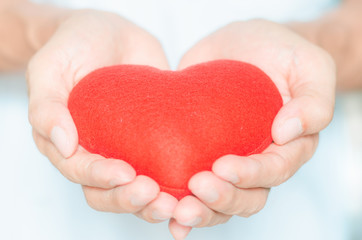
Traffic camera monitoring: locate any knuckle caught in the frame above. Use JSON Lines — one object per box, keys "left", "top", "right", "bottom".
{"left": 58, "top": 159, "right": 84, "bottom": 184}
{"left": 252, "top": 198, "right": 268, "bottom": 215}
{"left": 83, "top": 158, "right": 105, "bottom": 185}
{"left": 109, "top": 187, "right": 140, "bottom": 214}
{"left": 216, "top": 215, "right": 232, "bottom": 225}
{"left": 85, "top": 198, "right": 99, "bottom": 211}
{"left": 61, "top": 167, "right": 78, "bottom": 183}
{"left": 230, "top": 206, "right": 253, "bottom": 218}
{"left": 77, "top": 157, "right": 96, "bottom": 184}
{"left": 197, "top": 218, "right": 210, "bottom": 228}
{"left": 236, "top": 159, "right": 259, "bottom": 186}
{"left": 134, "top": 211, "right": 159, "bottom": 224}
{"left": 238, "top": 211, "right": 253, "bottom": 218}
{"left": 113, "top": 192, "right": 124, "bottom": 210}
{"left": 302, "top": 96, "right": 334, "bottom": 132}
{"left": 112, "top": 189, "right": 136, "bottom": 213}
{"left": 238, "top": 206, "right": 261, "bottom": 218}
{"left": 83, "top": 189, "right": 102, "bottom": 211}
{"left": 70, "top": 164, "right": 83, "bottom": 183}
{"left": 237, "top": 200, "right": 266, "bottom": 218}
{"left": 300, "top": 134, "right": 319, "bottom": 162}
{"left": 220, "top": 191, "right": 242, "bottom": 215}
{"left": 270, "top": 153, "right": 290, "bottom": 186}
{"left": 208, "top": 215, "right": 231, "bottom": 227}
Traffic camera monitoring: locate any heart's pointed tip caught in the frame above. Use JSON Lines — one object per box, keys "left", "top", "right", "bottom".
{"left": 69, "top": 59, "right": 282, "bottom": 201}
{"left": 160, "top": 185, "right": 192, "bottom": 200}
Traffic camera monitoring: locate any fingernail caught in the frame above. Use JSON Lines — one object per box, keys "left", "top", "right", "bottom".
{"left": 152, "top": 210, "right": 169, "bottom": 221}
{"left": 277, "top": 118, "right": 303, "bottom": 144}
{"left": 109, "top": 175, "right": 132, "bottom": 187}
{"left": 180, "top": 217, "right": 202, "bottom": 227}
{"left": 110, "top": 171, "right": 135, "bottom": 187}
{"left": 51, "top": 126, "right": 73, "bottom": 158}
{"left": 130, "top": 195, "right": 150, "bottom": 207}
{"left": 213, "top": 163, "right": 240, "bottom": 184}
{"left": 193, "top": 187, "right": 219, "bottom": 203}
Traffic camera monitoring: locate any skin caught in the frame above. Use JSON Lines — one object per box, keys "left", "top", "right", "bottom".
{"left": 27, "top": 9, "right": 180, "bottom": 224}
{"left": 0, "top": 0, "right": 68, "bottom": 70}
{"left": 289, "top": 0, "right": 362, "bottom": 91}
{"left": 0, "top": 0, "right": 361, "bottom": 239}
{"left": 3, "top": 0, "right": 178, "bottom": 224}
{"left": 169, "top": 20, "right": 335, "bottom": 238}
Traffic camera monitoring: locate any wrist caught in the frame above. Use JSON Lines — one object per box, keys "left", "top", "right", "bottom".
{"left": 14, "top": 1, "right": 72, "bottom": 51}
{"left": 287, "top": 4, "right": 362, "bottom": 90}
{"left": 0, "top": 1, "right": 72, "bottom": 70}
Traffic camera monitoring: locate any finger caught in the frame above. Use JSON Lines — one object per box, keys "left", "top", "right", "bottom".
{"left": 29, "top": 97, "right": 78, "bottom": 158}
{"left": 168, "top": 218, "right": 192, "bottom": 240}
{"left": 177, "top": 37, "right": 217, "bottom": 70}
{"left": 27, "top": 19, "right": 170, "bottom": 159}
{"left": 173, "top": 196, "right": 232, "bottom": 228}
{"left": 27, "top": 53, "right": 79, "bottom": 158}
{"left": 178, "top": 23, "right": 336, "bottom": 145}
{"left": 121, "top": 26, "right": 170, "bottom": 70}
{"left": 272, "top": 47, "right": 336, "bottom": 144}
{"left": 212, "top": 134, "right": 319, "bottom": 188}
{"left": 189, "top": 172, "right": 269, "bottom": 217}
{"left": 33, "top": 131, "right": 136, "bottom": 188}
{"left": 134, "top": 192, "right": 178, "bottom": 223}
{"left": 82, "top": 175, "right": 160, "bottom": 213}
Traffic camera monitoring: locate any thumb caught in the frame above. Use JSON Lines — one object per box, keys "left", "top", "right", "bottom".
{"left": 272, "top": 49, "right": 336, "bottom": 145}
{"left": 29, "top": 100, "right": 78, "bottom": 158}
{"left": 27, "top": 59, "right": 78, "bottom": 158}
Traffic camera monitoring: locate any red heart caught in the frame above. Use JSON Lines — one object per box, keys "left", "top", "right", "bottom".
{"left": 68, "top": 60, "right": 282, "bottom": 200}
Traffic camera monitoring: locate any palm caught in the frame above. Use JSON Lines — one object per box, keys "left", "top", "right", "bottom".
{"left": 169, "top": 20, "right": 336, "bottom": 238}
{"left": 180, "top": 20, "right": 331, "bottom": 107}
{"left": 33, "top": 11, "right": 168, "bottom": 91}
{"left": 28, "top": 10, "right": 175, "bottom": 227}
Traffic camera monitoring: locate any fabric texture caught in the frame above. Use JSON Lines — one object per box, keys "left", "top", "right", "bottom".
{"left": 68, "top": 59, "right": 282, "bottom": 199}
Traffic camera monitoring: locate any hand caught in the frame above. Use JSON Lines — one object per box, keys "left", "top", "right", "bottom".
{"left": 169, "top": 20, "right": 336, "bottom": 239}
{"left": 27, "top": 9, "right": 177, "bottom": 223}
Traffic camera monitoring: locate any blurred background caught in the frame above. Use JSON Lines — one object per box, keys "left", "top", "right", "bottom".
{"left": 1, "top": 0, "right": 361, "bottom": 239}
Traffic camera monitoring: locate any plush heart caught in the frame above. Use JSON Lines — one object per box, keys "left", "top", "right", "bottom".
{"left": 68, "top": 60, "right": 282, "bottom": 200}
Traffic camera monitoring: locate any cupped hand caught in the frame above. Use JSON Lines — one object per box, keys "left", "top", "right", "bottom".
{"left": 27, "top": 9, "right": 177, "bottom": 223}
{"left": 169, "top": 20, "right": 336, "bottom": 239}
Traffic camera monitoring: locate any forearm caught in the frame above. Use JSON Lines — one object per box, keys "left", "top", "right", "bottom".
{"left": 0, "top": 0, "right": 70, "bottom": 71}
{"left": 289, "top": 0, "right": 362, "bottom": 91}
